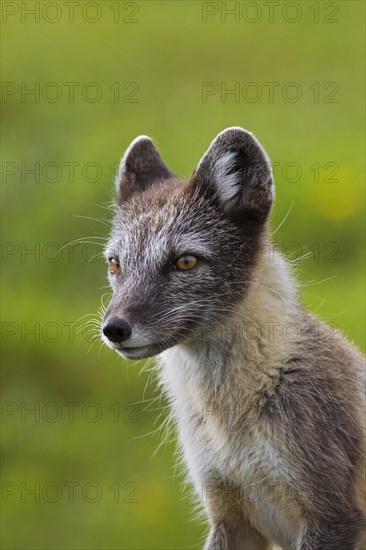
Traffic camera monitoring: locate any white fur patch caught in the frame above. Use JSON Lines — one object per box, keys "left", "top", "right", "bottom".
{"left": 212, "top": 150, "right": 240, "bottom": 202}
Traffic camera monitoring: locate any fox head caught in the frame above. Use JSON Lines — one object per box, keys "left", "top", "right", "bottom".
{"left": 102, "top": 127, "right": 274, "bottom": 359}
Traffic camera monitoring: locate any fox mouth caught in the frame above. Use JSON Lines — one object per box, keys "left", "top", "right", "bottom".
{"left": 114, "top": 341, "right": 170, "bottom": 360}
{"left": 102, "top": 324, "right": 199, "bottom": 360}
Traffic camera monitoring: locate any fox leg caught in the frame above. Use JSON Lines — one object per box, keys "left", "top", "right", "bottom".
{"left": 204, "top": 520, "right": 269, "bottom": 550}
{"left": 202, "top": 481, "right": 270, "bottom": 550}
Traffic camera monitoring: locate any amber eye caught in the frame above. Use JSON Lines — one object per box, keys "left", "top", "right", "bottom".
{"left": 108, "top": 257, "right": 120, "bottom": 274}
{"left": 175, "top": 254, "right": 198, "bottom": 271}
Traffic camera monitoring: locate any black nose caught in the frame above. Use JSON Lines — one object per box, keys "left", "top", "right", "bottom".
{"left": 103, "top": 319, "right": 131, "bottom": 343}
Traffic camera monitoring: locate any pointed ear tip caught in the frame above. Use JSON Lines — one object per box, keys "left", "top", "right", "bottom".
{"left": 213, "top": 127, "right": 271, "bottom": 162}
{"left": 216, "top": 126, "right": 253, "bottom": 139}
{"left": 199, "top": 127, "right": 253, "bottom": 161}
{"left": 125, "top": 134, "right": 154, "bottom": 152}
{"left": 126, "top": 134, "right": 154, "bottom": 150}
{"left": 213, "top": 126, "right": 267, "bottom": 151}
{"left": 133, "top": 134, "right": 153, "bottom": 143}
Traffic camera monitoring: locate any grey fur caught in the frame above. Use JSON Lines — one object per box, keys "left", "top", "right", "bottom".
{"left": 101, "top": 128, "right": 366, "bottom": 550}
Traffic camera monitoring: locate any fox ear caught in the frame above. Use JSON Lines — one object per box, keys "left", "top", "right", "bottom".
{"left": 116, "top": 136, "right": 173, "bottom": 202}
{"left": 193, "top": 127, "right": 274, "bottom": 222}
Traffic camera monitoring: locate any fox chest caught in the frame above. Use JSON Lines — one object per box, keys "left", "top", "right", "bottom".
{"left": 160, "top": 356, "right": 302, "bottom": 547}
{"left": 176, "top": 392, "right": 301, "bottom": 546}
{"left": 175, "top": 389, "right": 288, "bottom": 487}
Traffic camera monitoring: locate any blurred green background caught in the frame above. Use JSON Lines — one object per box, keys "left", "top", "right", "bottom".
{"left": 1, "top": 1, "right": 365, "bottom": 548}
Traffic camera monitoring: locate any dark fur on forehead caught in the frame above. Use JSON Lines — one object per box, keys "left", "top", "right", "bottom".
{"left": 120, "top": 177, "right": 187, "bottom": 215}
{"left": 117, "top": 136, "right": 173, "bottom": 203}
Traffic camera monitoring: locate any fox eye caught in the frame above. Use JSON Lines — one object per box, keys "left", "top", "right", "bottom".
{"left": 108, "top": 257, "right": 120, "bottom": 274}
{"left": 175, "top": 254, "right": 198, "bottom": 271}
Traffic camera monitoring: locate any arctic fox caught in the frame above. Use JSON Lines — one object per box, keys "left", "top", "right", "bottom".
{"left": 101, "top": 128, "right": 365, "bottom": 549}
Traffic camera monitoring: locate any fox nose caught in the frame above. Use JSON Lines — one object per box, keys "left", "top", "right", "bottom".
{"left": 103, "top": 319, "right": 131, "bottom": 343}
